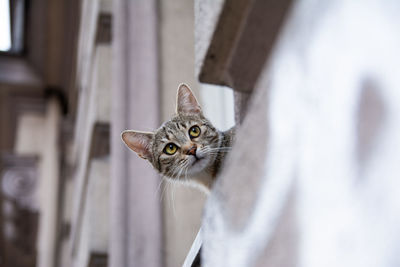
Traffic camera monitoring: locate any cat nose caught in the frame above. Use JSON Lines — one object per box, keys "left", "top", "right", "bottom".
{"left": 186, "top": 145, "right": 197, "bottom": 156}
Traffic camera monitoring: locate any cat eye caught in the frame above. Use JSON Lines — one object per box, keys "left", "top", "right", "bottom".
{"left": 189, "top": 126, "right": 201, "bottom": 138}
{"left": 164, "top": 143, "right": 178, "bottom": 155}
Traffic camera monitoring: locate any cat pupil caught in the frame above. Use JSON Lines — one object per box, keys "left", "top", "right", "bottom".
{"left": 164, "top": 143, "right": 178, "bottom": 155}
{"left": 189, "top": 125, "right": 201, "bottom": 138}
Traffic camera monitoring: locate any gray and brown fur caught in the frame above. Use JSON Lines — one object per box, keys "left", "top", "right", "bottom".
{"left": 121, "top": 84, "right": 235, "bottom": 193}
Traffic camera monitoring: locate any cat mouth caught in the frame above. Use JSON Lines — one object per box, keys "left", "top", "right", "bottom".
{"left": 192, "top": 156, "right": 202, "bottom": 165}
{"left": 187, "top": 152, "right": 209, "bottom": 173}
{"left": 191, "top": 155, "right": 205, "bottom": 166}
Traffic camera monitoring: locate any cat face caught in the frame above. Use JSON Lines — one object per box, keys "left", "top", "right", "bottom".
{"left": 152, "top": 113, "right": 220, "bottom": 179}
{"left": 122, "top": 84, "right": 221, "bottom": 181}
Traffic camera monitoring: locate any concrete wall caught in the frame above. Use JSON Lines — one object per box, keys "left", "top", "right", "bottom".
{"left": 61, "top": 1, "right": 112, "bottom": 266}
{"left": 110, "top": 0, "right": 162, "bottom": 266}
{"left": 159, "top": 1, "right": 207, "bottom": 266}
{"left": 74, "top": 159, "right": 109, "bottom": 267}
{"left": 14, "top": 98, "right": 62, "bottom": 267}
{"left": 197, "top": 0, "right": 400, "bottom": 266}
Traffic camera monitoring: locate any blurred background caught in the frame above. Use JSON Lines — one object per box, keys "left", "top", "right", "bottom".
{"left": 2, "top": 0, "right": 400, "bottom": 267}
{"left": 0, "top": 0, "right": 235, "bottom": 266}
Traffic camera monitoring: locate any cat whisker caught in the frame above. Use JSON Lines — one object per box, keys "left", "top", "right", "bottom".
{"left": 155, "top": 176, "right": 164, "bottom": 199}
{"left": 184, "top": 164, "right": 189, "bottom": 182}
{"left": 171, "top": 181, "right": 176, "bottom": 218}
{"left": 203, "top": 150, "right": 230, "bottom": 154}
{"left": 160, "top": 180, "right": 169, "bottom": 202}
{"left": 179, "top": 160, "right": 190, "bottom": 184}
{"left": 202, "top": 151, "right": 230, "bottom": 156}
{"left": 203, "top": 147, "right": 232, "bottom": 151}
{"left": 170, "top": 163, "right": 187, "bottom": 218}
{"left": 202, "top": 147, "right": 232, "bottom": 153}
{"left": 159, "top": 163, "right": 184, "bottom": 202}
{"left": 165, "top": 165, "right": 180, "bottom": 177}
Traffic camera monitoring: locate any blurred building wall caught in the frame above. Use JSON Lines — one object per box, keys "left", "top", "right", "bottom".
{"left": 192, "top": 0, "right": 400, "bottom": 267}
{"left": 0, "top": 0, "right": 79, "bottom": 266}
{"left": 16, "top": 98, "right": 62, "bottom": 267}
{"left": 110, "top": 0, "right": 162, "bottom": 267}
{"left": 159, "top": 1, "right": 207, "bottom": 267}
{"left": 64, "top": 0, "right": 112, "bottom": 265}
{"left": 58, "top": 1, "right": 208, "bottom": 267}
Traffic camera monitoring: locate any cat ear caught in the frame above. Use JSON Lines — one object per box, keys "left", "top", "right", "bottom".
{"left": 176, "top": 83, "right": 202, "bottom": 115}
{"left": 121, "top": 130, "right": 154, "bottom": 160}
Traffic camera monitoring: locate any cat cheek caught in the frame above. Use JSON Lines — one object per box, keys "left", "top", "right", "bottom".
{"left": 138, "top": 154, "right": 147, "bottom": 160}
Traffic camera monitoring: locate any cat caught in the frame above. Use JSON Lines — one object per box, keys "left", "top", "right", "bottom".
{"left": 121, "top": 84, "right": 235, "bottom": 193}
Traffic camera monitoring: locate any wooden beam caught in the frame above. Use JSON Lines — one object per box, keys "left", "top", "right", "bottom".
{"left": 198, "top": 0, "right": 293, "bottom": 92}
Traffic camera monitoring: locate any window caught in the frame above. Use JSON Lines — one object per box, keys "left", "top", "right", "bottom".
{"left": 0, "top": 0, "right": 12, "bottom": 52}
{"left": 0, "top": 0, "right": 25, "bottom": 54}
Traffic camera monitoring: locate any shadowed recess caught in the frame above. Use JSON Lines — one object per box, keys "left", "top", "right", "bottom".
{"left": 356, "top": 78, "right": 385, "bottom": 170}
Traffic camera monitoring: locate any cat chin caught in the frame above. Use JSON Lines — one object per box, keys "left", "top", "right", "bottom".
{"left": 187, "top": 156, "right": 210, "bottom": 175}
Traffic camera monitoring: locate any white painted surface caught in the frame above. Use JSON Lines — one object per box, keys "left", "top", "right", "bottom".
{"left": 200, "top": 84, "right": 235, "bottom": 132}
{"left": 70, "top": 45, "right": 111, "bottom": 256}
{"left": 74, "top": 158, "right": 110, "bottom": 267}
{"left": 202, "top": 0, "right": 400, "bottom": 266}
{"left": 87, "top": 158, "right": 110, "bottom": 253}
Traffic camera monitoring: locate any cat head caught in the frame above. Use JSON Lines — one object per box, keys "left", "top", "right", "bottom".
{"left": 121, "top": 84, "right": 221, "bottom": 181}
